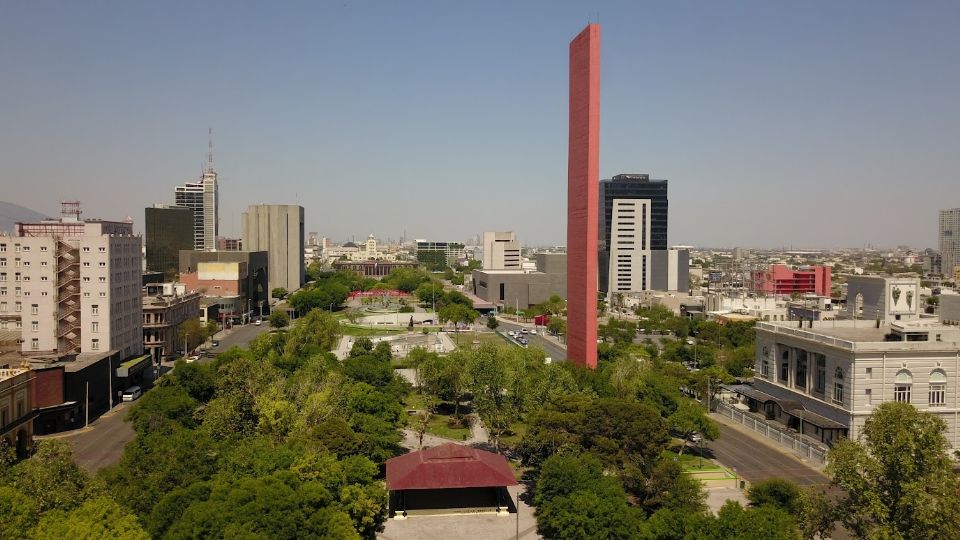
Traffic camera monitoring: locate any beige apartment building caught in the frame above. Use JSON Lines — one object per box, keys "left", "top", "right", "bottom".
{"left": 142, "top": 282, "right": 201, "bottom": 362}
{"left": 0, "top": 214, "right": 142, "bottom": 359}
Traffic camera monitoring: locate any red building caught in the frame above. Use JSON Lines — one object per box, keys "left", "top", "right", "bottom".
{"left": 566, "top": 23, "right": 601, "bottom": 369}
{"left": 752, "top": 264, "right": 832, "bottom": 297}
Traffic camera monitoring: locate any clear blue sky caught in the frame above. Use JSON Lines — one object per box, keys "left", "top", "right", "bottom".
{"left": 2, "top": 1, "right": 958, "bottom": 248}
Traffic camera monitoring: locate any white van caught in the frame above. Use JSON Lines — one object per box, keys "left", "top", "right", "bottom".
{"left": 121, "top": 386, "right": 142, "bottom": 402}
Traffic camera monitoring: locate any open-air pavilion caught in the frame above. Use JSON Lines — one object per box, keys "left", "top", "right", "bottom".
{"left": 386, "top": 443, "right": 518, "bottom": 518}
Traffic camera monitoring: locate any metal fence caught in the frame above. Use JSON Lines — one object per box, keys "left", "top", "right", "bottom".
{"left": 715, "top": 401, "right": 829, "bottom": 466}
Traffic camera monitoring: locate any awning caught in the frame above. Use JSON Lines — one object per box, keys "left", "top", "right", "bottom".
{"left": 116, "top": 355, "right": 151, "bottom": 378}
{"left": 386, "top": 443, "right": 518, "bottom": 491}
{"left": 723, "top": 384, "right": 778, "bottom": 404}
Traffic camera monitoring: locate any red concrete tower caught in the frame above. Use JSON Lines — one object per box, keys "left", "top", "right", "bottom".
{"left": 566, "top": 24, "right": 600, "bottom": 369}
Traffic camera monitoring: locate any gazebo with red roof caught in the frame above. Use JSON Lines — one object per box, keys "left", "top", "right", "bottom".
{"left": 386, "top": 443, "right": 518, "bottom": 517}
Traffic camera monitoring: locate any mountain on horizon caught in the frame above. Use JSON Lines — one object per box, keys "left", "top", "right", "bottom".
{"left": 0, "top": 202, "right": 49, "bottom": 233}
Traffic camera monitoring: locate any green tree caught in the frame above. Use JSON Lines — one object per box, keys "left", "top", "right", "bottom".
{"left": 534, "top": 453, "right": 644, "bottom": 540}
{"left": 9, "top": 440, "right": 101, "bottom": 513}
{"left": 283, "top": 309, "right": 342, "bottom": 358}
{"left": 547, "top": 317, "right": 567, "bottom": 336}
{"left": 486, "top": 315, "right": 499, "bottom": 330}
{"left": 667, "top": 399, "right": 719, "bottom": 456}
{"left": 32, "top": 496, "right": 149, "bottom": 540}
{"left": 438, "top": 303, "right": 479, "bottom": 343}
{"left": 467, "top": 346, "right": 517, "bottom": 450}
{"left": 692, "top": 500, "right": 801, "bottom": 540}
{"left": 271, "top": 287, "right": 290, "bottom": 300}
{"left": 747, "top": 478, "right": 803, "bottom": 514}
{"left": 826, "top": 402, "right": 960, "bottom": 539}
{"left": 269, "top": 310, "right": 290, "bottom": 329}
{"left": 0, "top": 486, "right": 38, "bottom": 539}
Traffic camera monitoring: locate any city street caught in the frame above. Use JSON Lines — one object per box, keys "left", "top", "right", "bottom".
{"left": 58, "top": 323, "right": 272, "bottom": 471}
{"left": 495, "top": 319, "right": 567, "bottom": 362}
{"left": 706, "top": 421, "right": 829, "bottom": 486}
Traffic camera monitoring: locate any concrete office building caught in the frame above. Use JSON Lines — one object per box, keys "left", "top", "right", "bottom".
{"left": 472, "top": 253, "right": 567, "bottom": 309}
{"left": 752, "top": 264, "right": 832, "bottom": 297}
{"left": 599, "top": 174, "right": 669, "bottom": 294}
{"left": 242, "top": 205, "right": 305, "bottom": 294}
{"left": 144, "top": 204, "right": 194, "bottom": 279}
{"left": 482, "top": 232, "right": 521, "bottom": 270}
{"left": 940, "top": 209, "right": 960, "bottom": 279}
{"left": 941, "top": 294, "right": 960, "bottom": 325}
{"left": 566, "top": 23, "right": 601, "bottom": 369}
{"left": 3, "top": 209, "right": 143, "bottom": 359}
{"left": 842, "top": 275, "right": 921, "bottom": 322}
{"left": 175, "top": 169, "right": 218, "bottom": 250}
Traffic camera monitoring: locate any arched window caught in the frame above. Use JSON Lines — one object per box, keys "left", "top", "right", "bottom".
{"left": 894, "top": 370, "right": 912, "bottom": 403}
{"left": 929, "top": 370, "right": 946, "bottom": 407}
{"left": 833, "top": 367, "right": 844, "bottom": 405}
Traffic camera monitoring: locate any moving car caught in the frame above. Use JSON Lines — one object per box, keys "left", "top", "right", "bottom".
{"left": 121, "top": 386, "right": 142, "bottom": 402}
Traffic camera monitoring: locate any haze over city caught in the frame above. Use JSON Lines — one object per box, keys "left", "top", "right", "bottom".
{"left": 2, "top": 0, "right": 958, "bottom": 247}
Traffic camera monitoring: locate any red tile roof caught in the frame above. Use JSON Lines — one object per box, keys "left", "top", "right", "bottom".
{"left": 386, "top": 443, "right": 518, "bottom": 491}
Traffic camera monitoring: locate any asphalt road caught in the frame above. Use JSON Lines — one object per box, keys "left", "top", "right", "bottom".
{"left": 706, "top": 422, "right": 829, "bottom": 486}
{"left": 496, "top": 320, "right": 567, "bottom": 362}
{"left": 62, "top": 323, "right": 272, "bottom": 471}
{"left": 59, "top": 401, "right": 136, "bottom": 472}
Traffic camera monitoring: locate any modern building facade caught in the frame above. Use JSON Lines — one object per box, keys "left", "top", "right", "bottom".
{"left": 598, "top": 174, "right": 669, "bottom": 293}
{"left": 415, "top": 240, "right": 467, "bottom": 267}
{"left": 142, "top": 282, "right": 201, "bottom": 362}
{"left": 566, "top": 23, "right": 600, "bottom": 369}
{"left": 241, "top": 204, "right": 305, "bottom": 294}
{"left": 144, "top": 204, "right": 194, "bottom": 279}
{"left": 5, "top": 214, "right": 143, "bottom": 359}
{"left": 752, "top": 264, "right": 832, "bottom": 297}
{"left": 472, "top": 253, "right": 567, "bottom": 310}
{"left": 482, "top": 232, "right": 521, "bottom": 270}
{"left": 217, "top": 237, "right": 242, "bottom": 251}
{"left": 940, "top": 209, "right": 960, "bottom": 279}
{"left": 174, "top": 169, "right": 218, "bottom": 250}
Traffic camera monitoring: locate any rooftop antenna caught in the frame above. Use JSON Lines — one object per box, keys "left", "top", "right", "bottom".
{"left": 207, "top": 127, "right": 214, "bottom": 172}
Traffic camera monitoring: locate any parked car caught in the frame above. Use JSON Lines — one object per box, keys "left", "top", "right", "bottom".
{"left": 211, "top": 340, "right": 220, "bottom": 347}
{"left": 529, "top": 329, "right": 537, "bottom": 335}
{"left": 254, "top": 319, "right": 262, "bottom": 326}
{"left": 520, "top": 328, "right": 528, "bottom": 334}
{"left": 689, "top": 432, "right": 703, "bottom": 444}
{"left": 121, "top": 386, "right": 142, "bottom": 402}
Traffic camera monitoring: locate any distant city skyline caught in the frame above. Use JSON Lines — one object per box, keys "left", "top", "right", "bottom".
{"left": 2, "top": 1, "right": 958, "bottom": 248}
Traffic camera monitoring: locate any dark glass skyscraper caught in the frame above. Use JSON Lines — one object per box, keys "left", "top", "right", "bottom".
{"left": 598, "top": 174, "right": 668, "bottom": 292}
{"left": 145, "top": 205, "right": 194, "bottom": 279}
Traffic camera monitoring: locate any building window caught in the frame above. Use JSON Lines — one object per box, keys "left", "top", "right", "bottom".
{"left": 30, "top": 304, "right": 37, "bottom": 315}
{"left": 99, "top": 247, "right": 106, "bottom": 252}
{"left": 929, "top": 370, "right": 947, "bottom": 407}
{"left": 761, "top": 356, "right": 770, "bottom": 379}
{"left": 30, "top": 338, "right": 38, "bottom": 350}
{"left": 865, "top": 388, "right": 872, "bottom": 405}
{"left": 98, "top": 277, "right": 106, "bottom": 283}
{"left": 91, "top": 338, "right": 99, "bottom": 351}
{"left": 83, "top": 262, "right": 90, "bottom": 267}
{"left": 15, "top": 302, "right": 21, "bottom": 312}
{"left": 833, "top": 367, "right": 844, "bottom": 405}
{"left": 795, "top": 351, "right": 807, "bottom": 390}
{"left": 779, "top": 349, "right": 789, "bottom": 383}
{"left": 40, "top": 246, "right": 47, "bottom": 252}
{"left": 815, "top": 355, "right": 826, "bottom": 393}
{"left": 83, "top": 247, "right": 90, "bottom": 252}
{"left": 99, "top": 292, "right": 106, "bottom": 297}
{"left": 31, "top": 321, "right": 38, "bottom": 332}
{"left": 91, "top": 321, "right": 99, "bottom": 333}
{"left": 40, "top": 261, "right": 47, "bottom": 266}
{"left": 894, "top": 369, "right": 913, "bottom": 403}
{"left": 92, "top": 304, "right": 99, "bottom": 315}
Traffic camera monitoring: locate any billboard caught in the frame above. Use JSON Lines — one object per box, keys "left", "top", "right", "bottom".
{"left": 887, "top": 279, "right": 919, "bottom": 315}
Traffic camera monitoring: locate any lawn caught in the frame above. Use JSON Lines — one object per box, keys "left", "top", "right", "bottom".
{"left": 499, "top": 421, "right": 528, "bottom": 448}
{"left": 662, "top": 447, "right": 724, "bottom": 472}
{"left": 404, "top": 392, "right": 429, "bottom": 411}
{"left": 426, "top": 414, "right": 471, "bottom": 440}
{"left": 458, "top": 331, "right": 511, "bottom": 349}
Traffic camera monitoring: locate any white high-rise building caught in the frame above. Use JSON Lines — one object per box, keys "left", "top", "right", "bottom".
{"left": 175, "top": 170, "right": 218, "bottom": 250}
{"left": 0, "top": 212, "right": 142, "bottom": 359}
{"left": 939, "top": 208, "right": 960, "bottom": 278}
{"left": 242, "top": 204, "right": 305, "bottom": 294}
{"left": 482, "top": 232, "right": 521, "bottom": 270}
